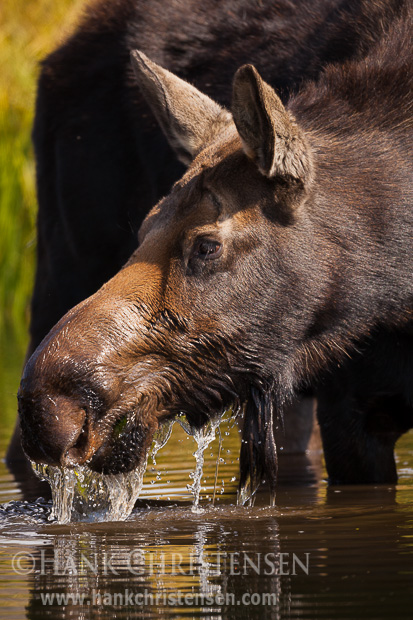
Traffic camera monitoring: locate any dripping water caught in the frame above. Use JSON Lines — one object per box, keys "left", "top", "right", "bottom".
{"left": 31, "top": 409, "right": 236, "bottom": 523}
{"left": 212, "top": 426, "right": 223, "bottom": 505}
{"left": 152, "top": 419, "right": 175, "bottom": 466}
{"left": 31, "top": 454, "right": 148, "bottom": 523}
{"left": 177, "top": 413, "right": 224, "bottom": 512}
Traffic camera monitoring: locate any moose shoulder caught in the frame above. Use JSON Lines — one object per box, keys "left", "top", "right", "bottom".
{"left": 18, "top": 10, "right": 413, "bottom": 503}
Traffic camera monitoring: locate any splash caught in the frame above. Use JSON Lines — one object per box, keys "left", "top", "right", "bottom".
{"left": 177, "top": 413, "right": 224, "bottom": 511}
{"left": 31, "top": 410, "right": 236, "bottom": 522}
{"left": 31, "top": 464, "right": 76, "bottom": 523}
{"left": 31, "top": 455, "right": 148, "bottom": 523}
{"left": 212, "top": 425, "right": 223, "bottom": 505}
{"left": 151, "top": 419, "right": 175, "bottom": 466}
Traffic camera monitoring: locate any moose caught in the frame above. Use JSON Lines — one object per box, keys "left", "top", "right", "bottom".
{"left": 25, "top": 0, "right": 406, "bottom": 354}
{"left": 12, "top": 0, "right": 413, "bottom": 502}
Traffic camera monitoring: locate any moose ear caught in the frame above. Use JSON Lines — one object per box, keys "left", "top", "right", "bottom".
{"left": 232, "top": 65, "right": 312, "bottom": 182}
{"left": 131, "top": 50, "right": 231, "bottom": 165}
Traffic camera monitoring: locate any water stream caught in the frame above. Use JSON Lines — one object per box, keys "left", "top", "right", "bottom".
{"left": 31, "top": 457, "right": 149, "bottom": 524}
{"left": 3, "top": 343, "right": 413, "bottom": 618}
{"left": 30, "top": 411, "right": 234, "bottom": 523}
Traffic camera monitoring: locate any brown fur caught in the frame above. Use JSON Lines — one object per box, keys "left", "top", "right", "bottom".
{"left": 17, "top": 2, "right": 413, "bottom": 501}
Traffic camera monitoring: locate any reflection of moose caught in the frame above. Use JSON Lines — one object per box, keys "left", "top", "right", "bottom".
{"left": 12, "top": 0, "right": 413, "bottom": 500}
{"left": 23, "top": 487, "right": 412, "bottom": 619}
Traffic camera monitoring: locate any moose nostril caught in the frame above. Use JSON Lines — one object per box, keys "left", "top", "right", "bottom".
{"left": 62, "top": 419, "right": 96, "bottom": 467}
{"left": 19, "top": 393, "right": 89, "bottom": 467}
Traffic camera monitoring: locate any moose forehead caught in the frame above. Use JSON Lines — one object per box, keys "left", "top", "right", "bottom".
{"left": 129, "top": 49, "right": 313, "bottom": 257}
{"left": 139, "top": 131, "right": 279, "bottom": 247}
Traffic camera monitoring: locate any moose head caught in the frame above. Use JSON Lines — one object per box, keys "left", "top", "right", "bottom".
{"left": 19, "top": 51, "right": 348, "bottom": 501}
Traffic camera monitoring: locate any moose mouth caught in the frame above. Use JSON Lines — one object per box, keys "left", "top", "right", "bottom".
{"left": 20, "top": 386, "right": 227, "bottom": 478}
{"left": 19, "top": 321, "right": 272, "bottom": 506}
{"left": 18, "top": 388, "right": 158, "bottom": 477}
{"left": 84, "top": 411, "right": 159, "bottom": 475}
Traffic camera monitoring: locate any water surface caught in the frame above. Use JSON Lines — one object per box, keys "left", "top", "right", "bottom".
{"left": 1, "top": 336, "right": 412, "bottom": 619}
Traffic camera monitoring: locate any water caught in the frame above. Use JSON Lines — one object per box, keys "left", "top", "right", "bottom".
{"left": 151, "top": 419, "right": 175, "bottom": 466}
{"left": 29, "top": 412, "right": 230, "bottom": 523}
{"left": 178, "top": 413, "right": 227, "bottom": 510}
{"left": 1, "top": 338, "right": 413, "bottom": 618}
{"left": 31, "top": 459, "right": 149, "bottom": 524}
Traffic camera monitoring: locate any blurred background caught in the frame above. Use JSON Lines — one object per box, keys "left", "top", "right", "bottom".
{"left": 0, "top": 0, "right": 85, "bottom": 450}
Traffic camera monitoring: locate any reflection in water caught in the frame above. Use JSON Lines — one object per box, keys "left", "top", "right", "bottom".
{"left": 2, "top": 442, "right": 413, "bottom": 619}
{"left": 1, "top": 345, "right": 413, "bottom": 618}
{"left": 21, "top": 511, "right": 284, "bottom": 619}
{"left": 2, "top": 485, "right": 412, "bottom": 620}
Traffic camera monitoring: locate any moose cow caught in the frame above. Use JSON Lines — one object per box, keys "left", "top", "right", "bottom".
{"left": 9, "top": 0, "right": 406, "bottom": 477}
{"left": 17, "top": 0, "right": 413, "bottom": 503}
{"left": 27, "top": 0, "right": 406, "bottom": 353}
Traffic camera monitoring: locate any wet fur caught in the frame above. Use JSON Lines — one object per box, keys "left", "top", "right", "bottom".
{"left": 30, "top": 0, "right": 405, "bottom": 347}
{"left": 14, "top": 0, "right": 413, "bottom": 501}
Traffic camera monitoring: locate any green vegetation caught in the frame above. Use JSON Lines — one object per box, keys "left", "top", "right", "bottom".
{"left": 0, "top": 0, "right": 85, "bottom": 351}
{"left": 0, "top": 1, "right": 85, "bottom": 442}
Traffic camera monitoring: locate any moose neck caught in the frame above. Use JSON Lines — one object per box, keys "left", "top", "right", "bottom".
{"left": 267, "top": 13, "right": 413, "bottom": 393}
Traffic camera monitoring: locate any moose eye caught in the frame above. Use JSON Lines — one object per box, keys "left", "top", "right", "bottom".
{"left": 192, "top": 238, "right": 223, "bottom": 260}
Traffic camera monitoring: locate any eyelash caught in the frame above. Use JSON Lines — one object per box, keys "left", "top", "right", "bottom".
{"left": 191, "top": 238, "right": 223, "bottom": 261}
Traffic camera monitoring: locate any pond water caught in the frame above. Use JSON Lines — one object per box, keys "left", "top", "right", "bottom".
{"left": 1, "top": 335, "right": 413, "bottom": 619}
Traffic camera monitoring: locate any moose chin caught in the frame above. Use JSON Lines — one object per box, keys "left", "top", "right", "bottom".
{"left": 18, "top": 3, "right": 413, "bottom": 503}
